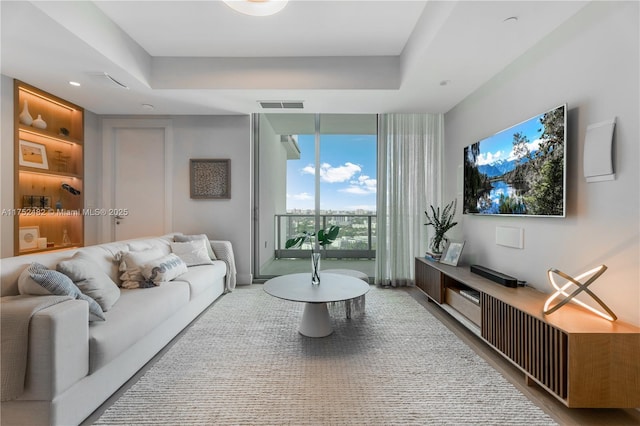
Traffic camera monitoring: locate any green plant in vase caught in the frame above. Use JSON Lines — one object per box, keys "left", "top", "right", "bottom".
{"left": 424, "top": 199, "right": 458, "bottom": 257}
{"left": 285, "top": 225, "right": 340, "bottom": 285}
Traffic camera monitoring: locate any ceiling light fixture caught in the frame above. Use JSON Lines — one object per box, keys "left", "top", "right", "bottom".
{"left": 503, "top": 16, "right": 518, "bottom": 23}
{"left": 69, "top": 81, "right": 81, "bottom": 87}
{"left": 223, "top": 0, "right": 288, "bottom": 17}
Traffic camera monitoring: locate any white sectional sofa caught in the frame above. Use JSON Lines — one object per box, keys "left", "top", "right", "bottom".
{"left": 0, "top": 233, "right": 237, "bottom": 426}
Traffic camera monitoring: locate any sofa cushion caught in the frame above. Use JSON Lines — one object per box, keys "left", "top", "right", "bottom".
{"left": 88, "top": 282, "right": 190, "bottom": 372}
{"left": 172, "top": 262, "right": 226, "bottom": 299}
{"left": 118, "top": 248, "right": 164, "bottom": 289}
{"left": 25, "top": 262, "right": 105, "bottom": 321}
{"left": 174, "top": 234, "right": 217, "bottom": 260}
{"left": 142, "top": 253, "right": 188, "bottom": 284}
{"left": 57, "top": 253, "right": 121, "bottom": 312}
{"left": 170, "top": 240, "right": 214, "bottom": 267}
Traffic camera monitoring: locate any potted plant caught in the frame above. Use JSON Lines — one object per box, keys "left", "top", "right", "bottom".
{"left": 285, "top": 225, "right": 340, "bottom": 285}
{"left": 424, "top": 200, "right": 458, "bottom": 258}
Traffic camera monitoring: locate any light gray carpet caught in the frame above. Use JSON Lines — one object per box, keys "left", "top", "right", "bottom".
{"left": 94, "top": 285, "right": 556, "bottom": 425}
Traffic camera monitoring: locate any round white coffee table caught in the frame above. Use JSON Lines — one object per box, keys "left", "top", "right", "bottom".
{"left": 263, "top": 272, "right": 370, "bottom": 337}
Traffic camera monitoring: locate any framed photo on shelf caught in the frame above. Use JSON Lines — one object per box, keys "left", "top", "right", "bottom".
{"left": 440, "top": 240, "right": 465, "bottom": 266}
{"left": 190, "top": 159, "right": 231, "bottom": 199}
{"left": 19, "top": 226, "right": 40, "bottom": 251}
{"left": 18, "top": 140, "right": 49, "bottom": 170}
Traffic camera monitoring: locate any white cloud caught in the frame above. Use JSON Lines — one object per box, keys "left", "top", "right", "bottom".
{"left": 301, "top": 162, "right": 361, "bottom": 183}
{"left": 341, "top": 175, "right": 376, "bottom": 195}
{"left": 287, "top": 192, "right": 313, "bottom": 201}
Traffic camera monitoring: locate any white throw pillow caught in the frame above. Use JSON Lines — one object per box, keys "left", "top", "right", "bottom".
{"left": 142, "top": 253, "right": 188, "bottom": 284}
{"left": 57, "top": 252, "right": 121, "bottom": 311}
{"left": 170, "top": 239, "right": 214, "bottom": 267}
{"left": 174, "top": 234, "right": 217, "bottom": 260}
{"left": 117, "top": 248, "right": 164, "bottom": 288}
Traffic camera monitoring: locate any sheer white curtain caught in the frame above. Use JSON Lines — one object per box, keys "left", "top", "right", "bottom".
{"left": 375, "top": 113, "right": 443, "bottom": 287}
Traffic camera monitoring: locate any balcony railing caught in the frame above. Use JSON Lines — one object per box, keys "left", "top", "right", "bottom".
{"left": 275, "top": 214, "right": 376, "bottom": 259}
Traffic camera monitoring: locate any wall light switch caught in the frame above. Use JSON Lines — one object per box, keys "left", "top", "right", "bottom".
{"left": 496, "top": 226, "right": 524, "bottom": 249}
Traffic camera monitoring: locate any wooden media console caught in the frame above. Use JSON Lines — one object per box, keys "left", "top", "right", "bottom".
{"left": 415, "top": 257, "right": 640, "bottom": 408}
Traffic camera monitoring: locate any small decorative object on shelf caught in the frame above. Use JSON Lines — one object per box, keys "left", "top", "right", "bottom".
{"left": 59, "top": 127, "right": 70, "bottom": 136}
{"left": 286, "top": 225, "right": 341, "bottom": 286}
{"left": 32, "top": 114, "right": 47, "bottom": 129}
{"left": 62, "top": 228, "right": 72, "bottom": 246}
{"left": 61, "top": 183, "right": 81, "bottom": 195}
{"left": 19, "top": 99, "right": 33, "bottom": 125}
{"left": 424, "top": 252, "right": 441, "bottom": 262}
{"left": 544, "top": 264, "right": 617, "bottom": 321}
{"left": 424, "top": 199, "right": 458, "bottom": 256}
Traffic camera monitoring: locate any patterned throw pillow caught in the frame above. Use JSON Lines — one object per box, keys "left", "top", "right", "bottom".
{"left": 57, "top": 252, "right": 121, "bottom": 312}
{"left": 174, "top": 234, "right": 217, "bottom": 260}
{"left": 142, "top": 253, "right": 188, "bottom": 284}
{"left": 170, "top": 240, "right": 214, "bottom": 267}
{"left": 27, "top": 262, "right": 105, "bottom": 321}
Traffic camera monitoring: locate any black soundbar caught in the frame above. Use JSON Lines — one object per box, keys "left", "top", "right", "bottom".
{"left": 470, "top": 265, "right": 518, "bottom": 288}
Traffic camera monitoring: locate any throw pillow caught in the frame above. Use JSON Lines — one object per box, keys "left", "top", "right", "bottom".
{"left": 57, "top": 253, "right": 121, "bottom": 312}
{"left": 18, "top": 267, "right": 52, "bottom": 295}
{"left": 141, "top": 253, "right": 188, "bottom": 284}
{"left": 174, "top": 234, "right": 217, "bottom": 260}
{"left": 117, "top": 248, "right": 164, "bottom": 289}
{"left": 170, "top": 239, "right": 214, "bottom": 267}
{"left": 26, "top": 262, "right": 105, "bottom": 321}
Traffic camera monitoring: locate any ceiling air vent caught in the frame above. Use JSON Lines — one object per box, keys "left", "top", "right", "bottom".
{"left": 86, "top": 72, "right": 129, "bottom": 90}
{"left": 259, "top": 101, "right": 304, "bottom": 109}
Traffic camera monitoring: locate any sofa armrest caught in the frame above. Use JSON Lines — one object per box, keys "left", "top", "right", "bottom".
{"left": 210, "top": 240, "right": 237, "bottom": 291}
{"left": 21, "top": 300, "right": 89, "bottom": 401}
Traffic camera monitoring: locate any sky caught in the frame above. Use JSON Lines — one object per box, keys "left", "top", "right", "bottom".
{"left": 474, "top": 110, "right": 546, "bottom": 166}
{"left": 286, "top": 134, "right": 377, "bottom": 212}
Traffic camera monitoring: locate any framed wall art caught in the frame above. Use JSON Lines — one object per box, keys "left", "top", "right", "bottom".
{"left": 190, "top": 159, "right": 231, "bottom": 199}
{"left": 19, "top": 226, "right": 40, "bottom": 251}
{"left": 18, "top": 140, "right": 49, "bottom": 169}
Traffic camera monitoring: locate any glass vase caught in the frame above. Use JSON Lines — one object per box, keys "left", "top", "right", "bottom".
{"left": 311, "top": 251, "right": 321, "bottom": 286}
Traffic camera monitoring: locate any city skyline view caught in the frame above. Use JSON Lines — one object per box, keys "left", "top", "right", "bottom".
{"left": 286, "top": 134, "right": 377, "bottom": 212}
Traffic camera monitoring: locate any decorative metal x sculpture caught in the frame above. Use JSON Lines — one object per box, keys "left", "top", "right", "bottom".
{"left": 543, "top": 264, "right": 617, "bottom": 321}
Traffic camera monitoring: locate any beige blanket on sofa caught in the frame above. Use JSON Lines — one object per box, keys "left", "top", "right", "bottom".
{"left": 1, "top": 295, "right": 73, "bottom": 401}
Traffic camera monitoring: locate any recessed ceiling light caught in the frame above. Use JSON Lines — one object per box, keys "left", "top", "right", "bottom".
{"left": 223, "top": 0, "right": 288, "bottom": 17}
{"left": 439, "top": 80, "right": 451, "bottom": 86}
{"left": 503, "top": 16, "right": 518, "bottom": 23}
{"left": 141, "top": 104, "right": 155, "bottom": 111}
{"left": 69, "top": 81, "right": 81, "bottom": 87}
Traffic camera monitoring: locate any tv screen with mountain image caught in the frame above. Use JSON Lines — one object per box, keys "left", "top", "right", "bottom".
{"left": 463, "top": 104, "right": 566, "bottom": 217}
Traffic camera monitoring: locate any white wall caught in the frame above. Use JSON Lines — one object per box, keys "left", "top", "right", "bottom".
{"left": 170, "top": 115, "right": 252, "bottom": 284}
{"left": 444, "top": 2, "right": 639, "bottom": 325}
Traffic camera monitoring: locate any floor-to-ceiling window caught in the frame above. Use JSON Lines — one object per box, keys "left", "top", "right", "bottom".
{"left": 254, "top": 113, "right": 377, "bottom": 279}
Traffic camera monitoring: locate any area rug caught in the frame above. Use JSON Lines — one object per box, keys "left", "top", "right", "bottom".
{"left": 94, "top": 285, "right": 556, "bottom": 425}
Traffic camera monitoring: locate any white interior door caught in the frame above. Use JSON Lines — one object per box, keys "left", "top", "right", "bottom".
{"left": 102, "top": 119, "right": 173, "bottom": 243}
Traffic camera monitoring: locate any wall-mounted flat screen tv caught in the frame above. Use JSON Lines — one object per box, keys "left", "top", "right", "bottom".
{"left": 463, "top": 104, "right": 566, "bottom": 217}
